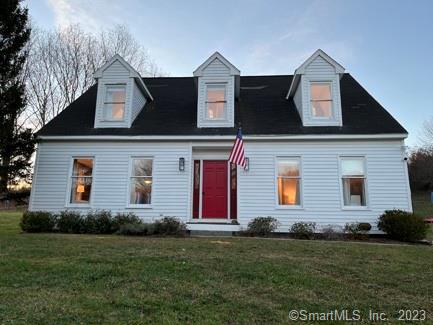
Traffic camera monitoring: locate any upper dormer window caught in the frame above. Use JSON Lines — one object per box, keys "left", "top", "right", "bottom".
{"left": 104, "top": 84, "right": 126, "bottom": 121}
{"left": 206, "top": 84, "right": 226, "bottom": 119}
{"left": 310, "top": 82, "right": 333, "bottom": 118}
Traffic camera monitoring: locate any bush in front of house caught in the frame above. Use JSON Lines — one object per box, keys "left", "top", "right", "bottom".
{"left": 320, "top": 225, "right": 344, "bottom": 240}
{"left": 378, "top": 209, "right": 428, "bottom": 242}
{"left": 111, "top": 212, "right": 142, "bottom": 233}
{"left": 344, "top": 222, "right": 372, "bottom": 240}
{"left": 118, "top": 223, "right": 155, "bottom": 236}
{"left": 246, "top": 217, "right": 279, "bottom": 236}
{"left": 289, "top": 222, "right": 316, "bottom": 239}
{"left": 20, "top": 211, "right": 55, "bottom": 233}
{"left": 154, "top": 217, "right": 187, "bottom": 236}
{"left": 56, "top": 210, "right": 84, "bottom": 233}
{"left": 81, "top": 210, "right": 114, "bottom": 234}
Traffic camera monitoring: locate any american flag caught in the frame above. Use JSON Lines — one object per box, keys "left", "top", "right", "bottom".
{"left": 228, "top": 128, "right": 246, "bottom": 168}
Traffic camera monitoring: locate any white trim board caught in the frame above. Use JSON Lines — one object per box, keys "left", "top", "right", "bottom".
{"left": 38, "top": 133, "right": 408, "bottom": 142}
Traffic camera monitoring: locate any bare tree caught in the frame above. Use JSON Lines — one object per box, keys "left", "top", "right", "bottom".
{"left": 23, "top": 24, "right": 164, "bottom": 130}
{"left": 419, "top": 117, "right": 433, "bottom": 149}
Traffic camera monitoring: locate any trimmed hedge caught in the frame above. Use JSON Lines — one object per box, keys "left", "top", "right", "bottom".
{"left": 378, "top": 209, "right": 428, "bottom": 242}
{"left": 57, "top": 211, "right": 83, "bottom": 233}
{"left": 20, "top": 211, "right": 187, "bottom": 237}
{"left": 344, "top": 222, "right": 372, "bottom": 240}
{"left": 289, "top": 222, "right": 316, "bottom": 239}
{"left": 20, "top": 211, "right": 55, "bottom": 233}
{"left": 246, "top": 217, "right": 279, "bottom": 236}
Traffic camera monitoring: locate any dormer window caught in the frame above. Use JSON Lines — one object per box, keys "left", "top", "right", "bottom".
{"left": 310, "top": 82, "right": 333, "bottom": 118}
{"left": 104, "top": 84, "right": 126, "bottom": 120}
{"left": 206, "top": 84, "right": 226, "bottom": 119}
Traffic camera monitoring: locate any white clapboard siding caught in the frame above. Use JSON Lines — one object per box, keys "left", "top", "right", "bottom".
{"left": 238, "top": 140, "right": 411, "bottom": 231}
{"left": 296, "top": 55, "right": 343, "bottom": 126}
{"left": 131, "top": 80, "right": 146, "bottom": 121}
{"left": 30, "top": 139, "right": 411, "bottom": 232}
{"left": 30, "top": 141, "right": 191, "bottom": 222}
{"left": 197, "top": 58, "right": 235, "bottom": 128}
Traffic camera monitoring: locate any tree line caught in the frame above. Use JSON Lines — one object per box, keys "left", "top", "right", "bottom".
{"left": 1, "top": 0, "right": 164, "bottom": 195}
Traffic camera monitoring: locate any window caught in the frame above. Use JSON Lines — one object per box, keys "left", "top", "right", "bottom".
{"left": 104, "top": 85, "right": 126, "bottom": 120}
{"left": 129, "top": 158, "right": 153, "bottom": 205}
{"left": 70, "top": 158, "right": 93, "bottom": 204}
{"left": 310, "top": 82, "right": 333, "bottom": 118}
{"left": 341, "top": 157, "right": 367, "bottom": 207}
{"left": 206, "top": 84, "right": 226, "bottom": 119}
{"left": 277, "top": 158, "right": 301, "bottom": 206}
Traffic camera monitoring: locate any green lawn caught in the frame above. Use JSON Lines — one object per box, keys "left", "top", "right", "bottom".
{"left": 0, "top": 212, "right": 432, "bottom": 324}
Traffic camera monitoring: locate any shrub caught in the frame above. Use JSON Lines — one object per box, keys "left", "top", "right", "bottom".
{"left": 321, "top": 225, "right": 344, "bottom": 240}
{"left": 118, "top": 223, "right": 154, "bottom": 236}
{"left": 112, "top": 212, "right": 141, "bottom": 233}
{"left": 290, "top": 222, "right": 316, "bottom": 239}
{"left": 82, "top": 210, "right": 114, "bottom": 234}
{"left": 56, "top": 210, "right": 83, "bottom": 233}
{"left": 20, "top": 211, "right": 55, "bottom": 233}
{"left": 247, "top": 217, "right": 279, "bottom": 236}
{"left": 344, "top": 222, "right": 372, "bottom": 240}
{"left": 154, "top": 217, "right": 187, "bottom": 236}
{"left": 378, "top": 210, "right": 428, "bottom": 242}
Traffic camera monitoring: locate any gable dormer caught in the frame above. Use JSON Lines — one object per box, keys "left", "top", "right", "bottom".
{"left": 193, "top": 52, "right": 240, "bottom": 128}
{"left": 93, "top": 54, "right": 152, "bottom": 128}
{"left": 287, "top": 49, "right": 345, "bottom": 127}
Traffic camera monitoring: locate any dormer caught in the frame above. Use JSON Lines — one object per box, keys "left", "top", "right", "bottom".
{"left": 93, "top": 54, "right": 153, "bottom": 128}
{"left": 193, "top": 52, "right": 240, "bottom": 128}
{"left": 287, "top": 49, "right": 345, "bottom": 127}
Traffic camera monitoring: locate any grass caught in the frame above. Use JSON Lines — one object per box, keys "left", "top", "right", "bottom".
{"left": 0, "top": 211, "right": 432, "bottom": 324}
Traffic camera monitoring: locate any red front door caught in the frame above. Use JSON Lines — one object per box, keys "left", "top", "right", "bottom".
{"left": 202, "top": 160, "right": 228, "bottom": 218}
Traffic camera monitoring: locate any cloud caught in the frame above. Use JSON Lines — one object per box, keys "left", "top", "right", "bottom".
{"left": 46, "top": 0, "right": 121, "bottom": 31}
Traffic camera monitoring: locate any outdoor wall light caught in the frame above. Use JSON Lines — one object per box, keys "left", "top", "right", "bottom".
{"left": 179, "top": 157, "right": 185, "bottom": 171}
{"left": 244, "top": 157, "right": 249, "bottom": 171}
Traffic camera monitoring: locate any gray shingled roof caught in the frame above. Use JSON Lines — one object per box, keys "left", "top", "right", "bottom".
{"left": 36, "top": 73, "right": 407, "bottom": 137}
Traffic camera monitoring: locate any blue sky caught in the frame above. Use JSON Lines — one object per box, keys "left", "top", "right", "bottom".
{"left": 27, "top": 0, "right": 433, "bottom": 146}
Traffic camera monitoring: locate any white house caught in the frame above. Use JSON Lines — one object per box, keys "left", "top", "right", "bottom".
{"left": 29, "top": 50, "right": 412, "bottom": 232}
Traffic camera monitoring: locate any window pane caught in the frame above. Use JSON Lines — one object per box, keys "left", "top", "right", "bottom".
{"left": 207, "top": 85, "right": 225, "bottom": 102}
{"left": 207, "top": 102, "right": 225, "bottom": 119}
{"left": 341, "top": 159, "right": 365, "bottom": 176}
{"left": 72, "top": 159, "right": 93, "bottom": 176}
{"left": 311, "top": 83, "right": 331, "bottom": 100}
{"left": 130, "top": 177, "right": 152, "bottom": 204}
{"left": 311, "top": 100, "right": 332, "bottom": 117}
{"left": 278, "top": 159, "right": 300, "bottom": 177}
{"left": 278, "top": 178, "right": 300, "bottom": 205}
{"left": 343, "top": 178, "right": 366, "bottom": 206}
{"left": 104, "top": 103, "right": 125, "bottom": 120}
{"left": 70, "top": 177, "right": 92, "bottom": 203}
{"left": 105, "top": 86, "right": 125, "bottom": 102}
{"left": 132, "top": 159, "right": 152, "bottom": 176}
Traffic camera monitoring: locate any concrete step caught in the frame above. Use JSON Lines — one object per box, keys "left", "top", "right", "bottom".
{"left": 190, "top": 230, "right": 234, "bottom": 237}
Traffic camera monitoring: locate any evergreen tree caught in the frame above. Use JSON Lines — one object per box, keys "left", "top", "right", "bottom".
{"left": 0, "top": 0, "right": 34, "bottom": 194}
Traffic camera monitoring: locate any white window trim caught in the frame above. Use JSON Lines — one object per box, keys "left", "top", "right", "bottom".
{"left": 126, "top": 156, "right": 154, "bottom": 209}
{"left": 65, "top": 156, "right": 95, "bottom": 208}
{"left": 205, "top": 83, "right": 227, "bottom": 121}
{"left": 102, "top": 83, "right": 127, "bottom": 122}
{"left": 338, "top": 156, "right": 370, "bottom": 210}
{"left": 274, "top": 156, "right": 304, "bottom": 209}
{"left": 309, "top": 81, "right": 334, "bottom": 120}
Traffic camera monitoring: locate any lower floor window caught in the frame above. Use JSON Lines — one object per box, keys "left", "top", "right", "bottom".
{"left": 276, "top": 158, "right": 301, "bottom": 206}
{"left": 129, "top": 158, "right": 153, "bottom": 205}
{"left": 70, "top": 158, "right": 93, "bottom": 204}
{"left": 341, "top": 157, "right": 367, "bottom": 206}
